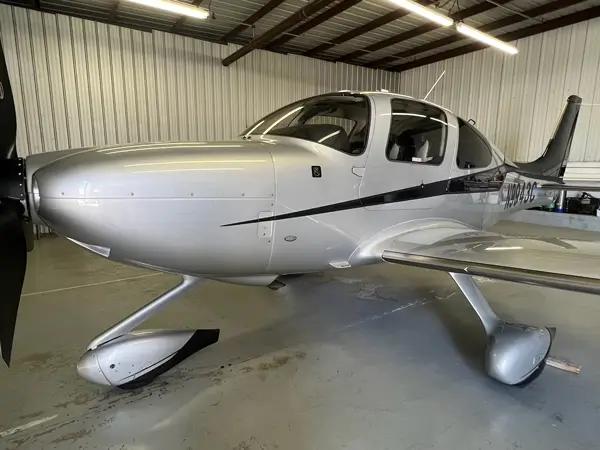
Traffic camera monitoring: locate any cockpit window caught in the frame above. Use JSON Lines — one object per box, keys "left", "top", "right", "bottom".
{"left": 305, "top": 116, "right": 356, "bottom": 135}
{"left": 386, "top": 99, "right": 448, "bottom": 165}
{"left": 242, "top": 95, "right": 370, "bottom": 155}
{"left": 456, "top": 119, "right": 493, "bottom": 169}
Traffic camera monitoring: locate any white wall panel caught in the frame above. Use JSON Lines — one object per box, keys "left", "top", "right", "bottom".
{"left": 4, "top": 5, "right": 600, "bottom": 165}
{"left": 0, "top": 4, "right": 400, "bottom": 157}
{"left": 43, "top": 13, "right": 69, "bottom": 151}
{"left": 400, "top": 17, "right": 600, "bottom": 163}
{"left": 72, "top": 18, "right": 94, "bottom": 147}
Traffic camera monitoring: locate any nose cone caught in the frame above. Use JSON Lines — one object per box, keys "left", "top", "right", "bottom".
{"left": 77, "top": 351, "right": 111, "bottom": 386}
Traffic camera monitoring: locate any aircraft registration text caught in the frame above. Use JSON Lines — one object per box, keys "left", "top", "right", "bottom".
{"left": 503, "top": 181, "right": 537, "bottom": 209}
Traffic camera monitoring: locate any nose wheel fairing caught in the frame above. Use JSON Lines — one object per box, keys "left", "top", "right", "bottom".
{"left": 77, "top": 275, "right": 219, "bottom": 389}
{"left": 78, "top": 329, "right": 219, "bottom": 389}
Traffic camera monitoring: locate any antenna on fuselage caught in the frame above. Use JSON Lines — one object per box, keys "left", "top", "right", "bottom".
{"left": 423, "top": 70, "right": 446, "bottom": 101}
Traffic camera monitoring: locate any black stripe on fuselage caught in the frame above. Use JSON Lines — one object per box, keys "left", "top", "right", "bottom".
{"left": 222, "top": 165, "right": 556, "bottom": 227}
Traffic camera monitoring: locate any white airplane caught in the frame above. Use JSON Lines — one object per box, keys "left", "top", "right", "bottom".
{"left": 0, "top": 43, "right": 597, "bottom": 390}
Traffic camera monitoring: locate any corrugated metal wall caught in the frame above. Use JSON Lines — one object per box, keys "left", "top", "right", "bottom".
{"left": 0, "top": 4, "right": 401, "bottom": 157}
{"left": 4, "top": 4, "right": 600, "bottom": 164}
{"left": 400, "top": 17, "right": 600, "bottom": 163}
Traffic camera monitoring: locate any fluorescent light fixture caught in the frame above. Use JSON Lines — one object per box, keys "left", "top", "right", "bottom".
{"left": 456, "top": 23, "right": 518, "bottom": 55}
{"left": 485, "top": 246, "right": 523, "bottom": 251}
{"left": 124, "top": 0, "right": 210, "bottom": 19}
{"left": 390, "top": 0, "right": 454, "bottom": 27}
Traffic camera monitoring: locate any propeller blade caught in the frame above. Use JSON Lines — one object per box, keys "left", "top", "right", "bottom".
{"left": 0, "top": 199, "right": 26, "bottom": 366}
{"left": 0, "top": 37, "right": 17, "bottom": 160}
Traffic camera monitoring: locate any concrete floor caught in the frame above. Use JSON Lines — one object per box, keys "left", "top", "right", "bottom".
{"left": 1, "top": 221, "right": 600, "bottom": 450}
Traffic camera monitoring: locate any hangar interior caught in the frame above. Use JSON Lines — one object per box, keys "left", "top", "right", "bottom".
{"left": 1, "top": 0, "right": 600, "bottom": 448}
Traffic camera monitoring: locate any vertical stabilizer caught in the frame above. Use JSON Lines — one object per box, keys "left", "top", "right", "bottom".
{"left": 518, "top": 95, "right": 582, "bottom": 178}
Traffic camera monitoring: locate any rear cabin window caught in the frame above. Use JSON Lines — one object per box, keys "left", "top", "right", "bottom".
{"left": 456, "top": 119, "right": 493, "bottom": 169}
{"left": 242, "top": 95, "right": 370, "bottom": 155}
{"left": 386, "top": 99, "right": 448, "bottom": 165}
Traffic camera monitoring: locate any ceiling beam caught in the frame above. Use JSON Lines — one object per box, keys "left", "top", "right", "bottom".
{"left": 220, "top": 0, "right": 287, "bottom": 43}
{"left": 338, "top": 0, "right": 512, "bottom": 64}
{"left": 0, "top": 0, "right": 39, "bottom": 8}
{"left": 392, "top": 5, "right": 600, "bottom": 72}
{"left": 108, "top": 0, "right": 120, "bottom": 23}
{"left": 372, "top": 0, "right": 584, "bottom": 67}
{"left": 222, "top": 0, "right": 338, "bottom": 66}
{"left": 267, "top": 0, "right": 363, "bottom": 51}
{"left": 301, "top": 4, "right": 433, "bottom": 58}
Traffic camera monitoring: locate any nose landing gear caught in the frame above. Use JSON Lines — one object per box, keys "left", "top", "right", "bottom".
{"left": 76, "top": 275, "right": 219, "bottom": 389}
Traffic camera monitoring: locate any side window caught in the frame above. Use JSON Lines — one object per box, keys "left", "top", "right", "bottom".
{"left": 456, "top": 119, "right": 493, "bottom": 169}
{"left": 387, "top": 99, "right": 448, "bottom": 165}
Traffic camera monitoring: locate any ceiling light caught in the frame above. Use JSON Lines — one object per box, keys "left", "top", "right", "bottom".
{"left": 124, "top": 0, "right": 210, "bottom": 19}
{"left": 456, "top": 23, "right": 518, "bottom": 55}
{"left": 390, "top": 0, "right": 454, "bottom": 27}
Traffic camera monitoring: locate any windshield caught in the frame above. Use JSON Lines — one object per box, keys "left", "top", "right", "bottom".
{"left": 242, "top": 94, "right": 370, "bottom": 155}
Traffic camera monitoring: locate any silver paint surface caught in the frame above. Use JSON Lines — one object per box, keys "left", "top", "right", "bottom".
{"left": 32, "top": 141, "right": 277, "bottom": 275}
{"left": 78, "top": 330, "right": 198, "bottom": 387}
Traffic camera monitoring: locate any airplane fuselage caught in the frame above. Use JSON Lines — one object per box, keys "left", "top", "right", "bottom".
{"left": 27, "top": 93, "right": 557, "bottom": 282}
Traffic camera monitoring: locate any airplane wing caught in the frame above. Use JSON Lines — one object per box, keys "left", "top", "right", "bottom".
{"left": 380, "top": 223, "right": 600, "bottom": 295}
{"left": 539, "top": 183, "right": 600, "bottom": 191}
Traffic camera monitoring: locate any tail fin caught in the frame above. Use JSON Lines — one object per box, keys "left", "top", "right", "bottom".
{"left": 518, "top": 95, "right": 582, "bottom": 178}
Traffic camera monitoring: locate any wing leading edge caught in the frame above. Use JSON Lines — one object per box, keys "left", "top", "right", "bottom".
{"left": 382, "top": 227, "right": 600, "bottom": 295}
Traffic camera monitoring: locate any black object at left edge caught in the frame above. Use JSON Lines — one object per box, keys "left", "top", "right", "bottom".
{"left": 0, "top": 36, "right": 17, "bottom": 161}
{"left": 0, "top": 33, "right": 28, "bottom": 367}
{"left": 0, "top": 200, "right": 26, "bottom": 366}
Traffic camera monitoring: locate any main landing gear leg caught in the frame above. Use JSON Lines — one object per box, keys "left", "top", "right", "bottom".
{"left": 77, "top": 275, "right": 220, "bottom": 389}
{"left": 449, "top": 273, "right": 554, "bottom": 386}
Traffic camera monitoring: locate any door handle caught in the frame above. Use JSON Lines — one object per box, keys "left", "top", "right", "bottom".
{"left": 352, "top": 166, "right": 365, "bottom": 177}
